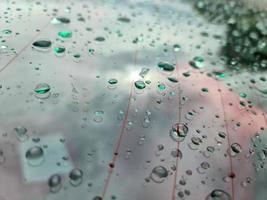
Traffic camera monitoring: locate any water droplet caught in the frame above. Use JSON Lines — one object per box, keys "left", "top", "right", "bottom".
{"left": 157, "top": 83, "right": 166, "bottom": 91}
{"left": 34, "top": 83, "right": 51, "bottom": 99}
{"left": 191, "top": 136, "right": 202, "bottom": 145}
{"left": 95, "top": 36, "right": 105, "bottom": 42}
{"left": 51, "top": 17, "right": 70, "bottom": 24}
{"left": 108, "top": 78, "right": 118, "bottom": 85}
{"left": 173, "top": 44, "right": 181, "bottom": 52}
{"left": 93, "top": 110, "right": 104, "bottom": 123}
{"left": 171, "top": 149, "right": 183, "bottom": 159}
{"left": 257, "top": 88, "right": 267, "bottom": 96}
{"left": 134, "top": 80, "right": 146, "bottom": 89}
{"left": 14, "top": 126, "right": 29, "bottom": 142}
{"left": 158, "top": 62, "right": 175, "bottom": 72}
{"left": 239, "top": 92, "right": 247, "bottom": 98}
{"left": 69, "top": 168, "right": 83, "bottom": 186}
{"left": 48, "top": 174, "right": 62, "bottom": 193}
{"left": 189, "top": 56, "right": 204, "bottom": 69}
{"left": 230, "top": 143, "right": 242, "bottom": 156}
{"left": 53, "top": 46, "right": 66, "bottom": 56}
{"left": 201, "top": 87, "right": 209, "bottom": 93}
{"left": 32, "top": 39, "right": 52, "bottom": 51}
{"left": 58, "top": 31, "right": 72, "bottom": 39}
{"left": 139, "top": 68, "right": 150, "bottom": 78}
{"left": 167, "top": 77, "right": 178, "bottom": 83}
{"left": 218, "top": 132, "right": 226, "bottom": 139}
{"left": 150, "top": 166, "right": 168, "bottom": 183}
{"left": 25, "top": 146, "right": 44, "bottom": 166}
{"left": 88, "top": 48, "right": 95, "bottom": 55}
{"left": 34, "top": 83, "right": 51, "bottom": 94}
{"left": 206, "top": 189, "right": 231, "bottom": 200}
{"left": 117, "top": 16, "right": 131, "bottom": 23}
{"left": 2, "top": 29, "right": 12, "bottom": 35}
{"left": 170, "top": 123, "right": 188, "bottom": 142}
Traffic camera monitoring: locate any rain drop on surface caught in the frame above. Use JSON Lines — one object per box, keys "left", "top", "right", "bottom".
{"left": 134, "top": 80, "right": 146, "bottom": 89}
{"left": 58, "top": 31, "right": 72, "bottom": 39}
{"left": 25, "top": 146, "right": 44, "bottom": 167}
{"left": 108, "top": 78, "right": 118, "bottom": 85}
{"left": 93, "top": 110, "right": 104, "bottom": 123}
{"left": 206, "top": 189, "right": 232, "bottom": 200}
{"left": 157, "top": 62, "right": 175, "bottom": 72}
{"left": 94, "top": 36, "right": 105, "bottom": 42}
{"left": 173, "top": 44, "right": 181, "bottom": 52}
{"left": 69, "top": 168, "right": 83, "bottom": 186}
{"left": 170, "top": 123, "right": 189, "bottom": 142}
{"left": 230, "top": 143, "right": 242, "bottom": 156}
{"left": 34, "top": 83, "right": 51, "bottom": 99}
{"left": 150, "top": 166, "right": 168, "bottom": 183}
{"left": 48, "top": 174, "right": 62, "bottom": 193}
{"left": 53, "top": 46, "right": 66, "bottom": 56}
{"left": 32, "top": 39, "right": 52, "bottom": 51}
{"left": 34, "top": 83, "right": 51, "bottom": 94}
{"left": 117, "top": 16, "right": 131, "bottom": 23}
{"left": 51, "top": 17, "right": 70, "bottom": 24}
{"left": 14, "top": 126, "right": 28, "bottom": 142}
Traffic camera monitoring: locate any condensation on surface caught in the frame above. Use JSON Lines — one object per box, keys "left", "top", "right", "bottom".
{"left": 0, "top": 0, "right": 267, "bottom": 200}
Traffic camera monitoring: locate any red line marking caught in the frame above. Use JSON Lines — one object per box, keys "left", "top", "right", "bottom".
{"left": 171, "top": 53, "right": 182, "bottom": 200}
{"left": 0, "top": 18, "right": 52, "bottom": 73}
{"left": 171, "top": 141, "right": 180, "bottom": 200}
{"left": 101, "top": 50, "right": 138, "bottom": 199}
{"left": 101, "top": 83, "right": 133, "bottom": 199}
{"left": 217, "top": 81, "right": 235, "bottom": 200}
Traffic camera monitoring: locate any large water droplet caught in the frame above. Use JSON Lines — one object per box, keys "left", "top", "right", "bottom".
{"left": 150, "top": 166, "right": 168, "bottom": 183}
{"left": 34, "top": 83, "right": 51, "bottom": 99}
{"left": 34, "top": 83, "right": 51, "bottom": 94}
{"left": 25, "top": 146, "right": 44, "bottom": 166}
{"left": 32, "top": 39, "right": 52, "bottom": 51}
{"left": 206, "top": 189, "right": 231, "bottom": 200}
{"left": 158, "top": 62, "right": 175, "bottom": 72}
{"left": 69, "top": 168, "right": 83, "bottom": 186}
{"left": 230, "top": 143, "right": 242, "bottom": 156}
{"left": 48, "top": 174, "right": 62, "bottom": 193}
{"left": 134, "top": 80, "right": 146, "bottom": 89}
{"left": 170, "top": 123, "right": 188, "bottom": 142}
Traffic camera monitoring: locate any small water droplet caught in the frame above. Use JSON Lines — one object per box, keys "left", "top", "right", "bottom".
{"left": 14, "top": 126, "right": 29, "bottom": 142}
{"left": 58, "top": 31, "right": 72, "bottom": 39}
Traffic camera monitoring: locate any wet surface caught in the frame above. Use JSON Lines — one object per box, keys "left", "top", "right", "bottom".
{"left": 0, "top": 0, "right": 267, "bottom": 200}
